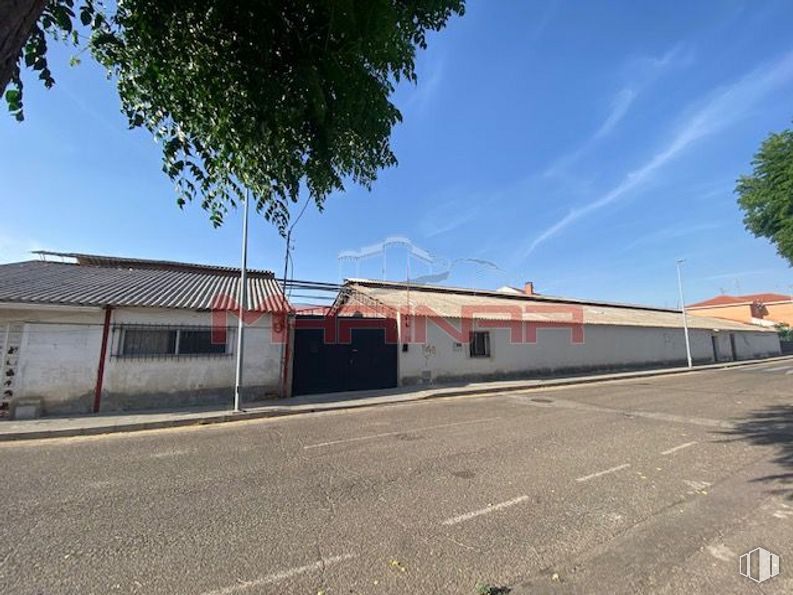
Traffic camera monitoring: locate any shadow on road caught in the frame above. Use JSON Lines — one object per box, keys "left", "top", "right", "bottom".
{"left": 722, "top": 404, "right": 793, "bottom": 499}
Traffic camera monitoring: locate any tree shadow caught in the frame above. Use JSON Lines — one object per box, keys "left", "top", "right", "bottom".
{"left": 721, "top": 405, "right": 793, "bottom": 499}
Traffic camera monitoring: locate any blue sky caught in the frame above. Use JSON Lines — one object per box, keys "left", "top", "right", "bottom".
{"left": 2, "top": 0, "right": 793, "bottom": 307}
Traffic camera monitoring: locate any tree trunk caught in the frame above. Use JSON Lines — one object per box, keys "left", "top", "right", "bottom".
{"left": 0, "top": 0, "right": 47, "bottom": 94}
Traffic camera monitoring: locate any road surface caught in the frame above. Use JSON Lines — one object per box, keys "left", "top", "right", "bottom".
{"left": 1, "top": 361, "right": 792, "bottom": 593}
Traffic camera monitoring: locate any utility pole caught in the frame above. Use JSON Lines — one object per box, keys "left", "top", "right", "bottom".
{"left": 233, "top": 190, "right": 250, "bottom": 413}
{"left": 676, "top": 259, "right": 693, "bottom": 369}
{"left": 282, "top": 228, "right": 292, "bottom": 290}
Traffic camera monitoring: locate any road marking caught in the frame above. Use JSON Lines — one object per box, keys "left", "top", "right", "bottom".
{"left": 575, "top": 463, "right": 631, "bottom": 483}
{"left": 763, "top": 366, "right": 791, "bottom": 372}
{"left": 442, "top": 495, "right": 529, "bottom": 526}
{"left": 511, "top": 395, "right": 734, "bottom": 429}
{"left": 661, "top": 441, "right": 698, "bottom": 455}
{"left": 786, "top": 369, "right": 793, "bottom": 375}
{"left": 303, "top": 417, "right": 501, "bottom": 449}
{"left": 203, "top": 554, "right": 356, "bottom": 594}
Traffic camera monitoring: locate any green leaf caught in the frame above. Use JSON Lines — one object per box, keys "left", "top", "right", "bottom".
{"left": 13, "top": 0, "right": 465, "bottom": 235}
{"left": 737, "top": 127, "right": 793, "bottom": 265}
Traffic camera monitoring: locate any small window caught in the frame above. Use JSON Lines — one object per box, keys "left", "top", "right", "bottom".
{"left": 179, "top": 330, "right": 226, "bottom": 355}
{"left": 119, "top": 327, "right": 229, "bottom": 358}
{"left": 469, "top": 331, "right": 490, "bottom": 358}
{"left": 122, "top": 329, "right": 177, "bottom": 356}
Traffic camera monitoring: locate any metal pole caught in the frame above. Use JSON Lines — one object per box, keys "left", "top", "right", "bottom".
{"left": 233, "top": 191, "right": 250, "bottom": 412}
{"left": 676, "top": 259, "right": 693, "bottom": 368}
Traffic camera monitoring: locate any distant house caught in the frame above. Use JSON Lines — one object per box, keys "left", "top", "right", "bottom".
{"left": 288, "top": 279, "right": 780, "bottom": 393}
{"left": 0, "top": 252, "right": 289, "bottom": 418}
{"left": 688, "top": 293, "right": 793, "bottom": 328}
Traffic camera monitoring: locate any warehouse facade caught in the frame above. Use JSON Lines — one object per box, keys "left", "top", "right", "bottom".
{"left": 0, "top": 253, "right": 783, "bottom": 416}
{"left": 323, "top": 280, "right": 781, "bottom": 388}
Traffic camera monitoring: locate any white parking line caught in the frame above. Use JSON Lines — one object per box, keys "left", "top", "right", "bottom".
{"left": 303, "top": 417, "right": 501, "bottom": 449}
{"left": 786, "top": 369, "right": 793, "bottom": 375}
{"left": 661, "top": 441, "right": 698, "bottom": 455}
{"left": 763, "top": 366, "right": 792, "bottom": 372}
{"left": 203, "top": 553, "right": 356, "bottom": 594}
{"left": 575, "top": 463, "right": 631, "bottom": 483}
{"left": 442, "top": 495, "right": 529, "bottom": 526}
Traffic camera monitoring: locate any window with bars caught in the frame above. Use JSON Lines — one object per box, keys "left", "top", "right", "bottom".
{"left": 117, "top": 326, "right": 230, "bottom": 358}
{"left": 469, "top": 331, "right": 491, "bottom": 358}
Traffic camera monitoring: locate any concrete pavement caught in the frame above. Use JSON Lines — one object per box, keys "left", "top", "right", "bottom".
{"left": 2, "top": 355, "right": 792, "bottom": 441}
{"left": 0, "top": 360, "right": 791, "bottom": 593}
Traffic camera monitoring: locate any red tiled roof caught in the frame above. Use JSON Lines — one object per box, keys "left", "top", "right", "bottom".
{"left": 688, "top": 293, "right": 792, "bottom": 309}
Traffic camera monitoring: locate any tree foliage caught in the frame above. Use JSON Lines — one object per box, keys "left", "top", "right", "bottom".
{"left": 5, "top": 0, "right": 103, "bottom": 121}
{"left": 736, "top": 128, "right": 793, "bottom": 266}
{"left": 6, "top": 0, "right": 465, "bottom": 232}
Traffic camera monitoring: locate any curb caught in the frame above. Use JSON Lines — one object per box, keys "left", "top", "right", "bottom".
{"left": 2, "top": 355, "right": 792, "bottom": 442}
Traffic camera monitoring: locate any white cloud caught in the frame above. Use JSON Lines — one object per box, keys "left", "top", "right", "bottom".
{"left": 522, "top": 50, "right": 793, "bottom": 259}
{"left": 401, "top": 48, "right": 446, "bottom": 115}
{"left": 630, "top": 43, "right": 694, "bottom": 73}
{"left": 419, "top": 193, "right": 486, "bottom": 238}
{"left": 544, "top": 45, "right": 690, "bottom": 179}
{"left": 593, "top": 88, "right": 637, "bottom": 140}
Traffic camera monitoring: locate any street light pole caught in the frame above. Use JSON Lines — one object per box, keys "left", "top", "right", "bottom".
{"left": 676, "top": 259, "right": 693, "bottom": 369}
{"left": 233, "top": 190, "right": 250, "bottom": 413}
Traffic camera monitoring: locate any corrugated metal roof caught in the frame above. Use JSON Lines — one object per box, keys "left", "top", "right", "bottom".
{"left": 0, "top": 257, "right": 289, "bottom": 312}
{"left": 340, "top": 280, "right": 773, "bottom": 332}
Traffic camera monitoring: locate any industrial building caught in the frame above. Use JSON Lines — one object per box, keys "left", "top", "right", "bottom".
{"left": 318, "top": 280, "right": 781, "bottom": 389}
{"left": 0, "top": 253, "right": 288, "bottom": 417}
{"left": 0, "top": 253, "right": 782, "bottom": 417}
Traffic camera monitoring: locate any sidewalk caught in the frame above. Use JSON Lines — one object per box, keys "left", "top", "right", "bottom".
{"left": 2, "top": 355, "right": 791, "bottom": 442}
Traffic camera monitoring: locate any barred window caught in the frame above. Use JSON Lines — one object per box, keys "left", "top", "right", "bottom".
{"left": 469, "top": 331, "right": 490, "bottom": 358}
{"left": 179, "top": 329, "right": 226, "bottom": 355}
{"left": 122, "top": 329, "right": 177, "bottom": 356}
{"left": 118, "top": 326, "right": 229, "bottom": 358}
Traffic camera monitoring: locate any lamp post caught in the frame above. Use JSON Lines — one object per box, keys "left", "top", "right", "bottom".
{"left": 676, "top": 259, "right": 693, "bottom": 369}
{"left": 233, "top": 190, "right": 250, "bottom": 413}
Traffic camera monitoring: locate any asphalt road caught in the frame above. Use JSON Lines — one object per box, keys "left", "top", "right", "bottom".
{"left": 1, "top": 361, "right": 792, "bottom": 594}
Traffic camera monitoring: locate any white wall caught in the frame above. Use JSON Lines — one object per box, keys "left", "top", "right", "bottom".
{"left": 399, "top": 319, "right": 781, "bottom": 385}
{"left": 732, "top": 331, "right": 780, "bottom": 359}
{"left": 2, "top": 307, "right": 104, "bottom": 413}
{"left": 104, "top": 308, "right": 284, "bottom": 411}
{"left": 1, "top": 305, "right": 286, "bottom": 415}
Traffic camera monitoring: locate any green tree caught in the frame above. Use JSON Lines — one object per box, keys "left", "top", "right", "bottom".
{"left": 736, "top": 128, "right": 793, "bottom": 265}
{"left": 3, "top": 0, "right": 465, "bottom": 232}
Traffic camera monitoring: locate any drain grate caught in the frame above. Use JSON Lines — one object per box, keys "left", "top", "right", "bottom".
{"left": 530, "top": 397, "right": 553, "bottom": 403}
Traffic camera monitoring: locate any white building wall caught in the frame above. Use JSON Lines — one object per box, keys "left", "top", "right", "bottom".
{"left": 1, "top": 305, "right": 285, "bottom": 415}
{"left": 399, "top": 319, "right": 780, "bottom": 385}
{"left": 732, "top": 331, "right": 780, "bottom": 359}
{"left": 2, "top": 307, "right": 104, "bottom": 413}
